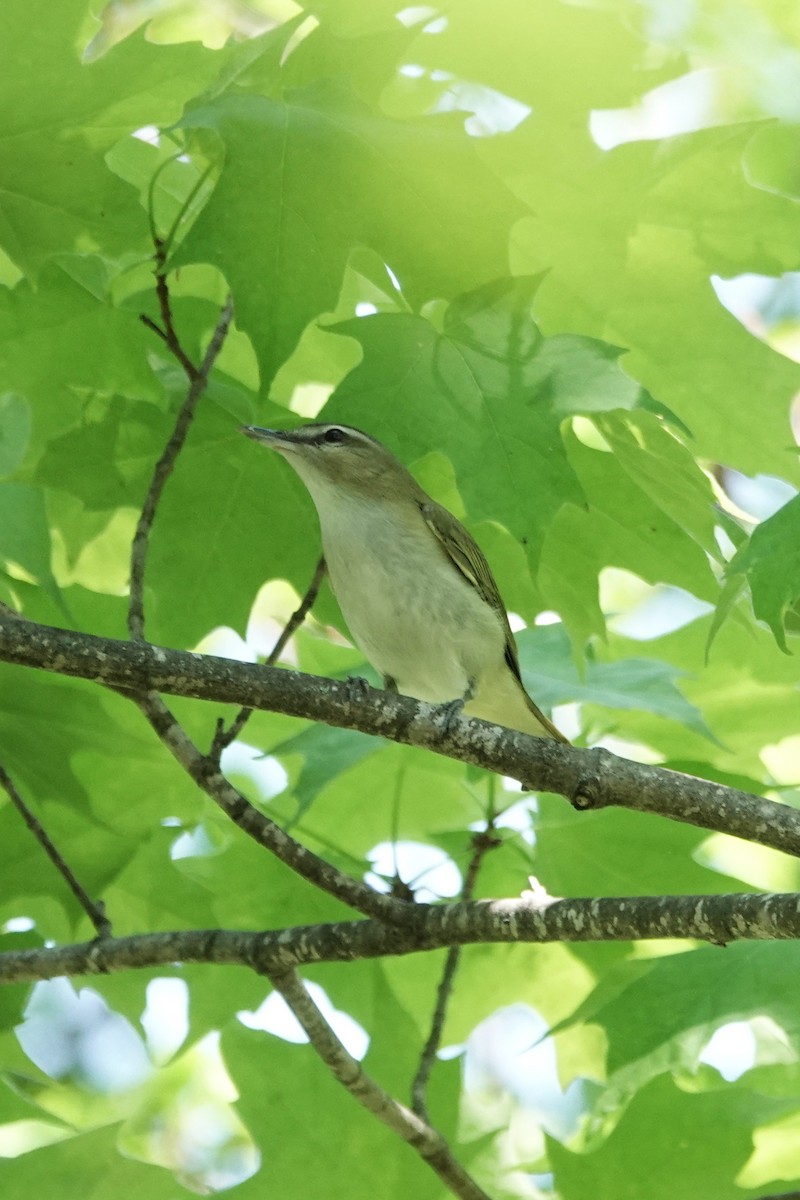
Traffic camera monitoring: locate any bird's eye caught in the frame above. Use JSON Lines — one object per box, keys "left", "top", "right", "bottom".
{"left": 322, "top": 427, "right": 347, "bottom": 445}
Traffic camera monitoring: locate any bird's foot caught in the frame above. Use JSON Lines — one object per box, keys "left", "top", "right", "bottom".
{"left": 344, "top": 675, "right": 371, "bottom": 703}
{"left": 434, "top": 678, "right": 475, "bottom": 738}
{"left": 434, "top": 696, "right": 465, "bottom": 738}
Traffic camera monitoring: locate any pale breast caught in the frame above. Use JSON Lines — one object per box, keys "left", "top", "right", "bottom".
{"left": 319, "top": 495, "right": 505, "bottom": 703}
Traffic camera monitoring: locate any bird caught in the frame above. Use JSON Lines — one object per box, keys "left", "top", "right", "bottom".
{"left": 242, "top": 422, "right": 567, "bottom": 741}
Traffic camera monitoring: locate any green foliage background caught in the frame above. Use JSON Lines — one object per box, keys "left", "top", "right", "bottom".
{"left": 2, "top": 0, "right": 800, "bottom": 1196}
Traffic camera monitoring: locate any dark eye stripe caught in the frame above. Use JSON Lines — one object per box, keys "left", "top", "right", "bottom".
{"left": 298, "top": 423, "right": 379, "bottom": 449}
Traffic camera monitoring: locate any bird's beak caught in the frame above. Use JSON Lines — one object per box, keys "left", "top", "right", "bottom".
{"left": 241, "top": 426, "right": 298, "bottom": 453}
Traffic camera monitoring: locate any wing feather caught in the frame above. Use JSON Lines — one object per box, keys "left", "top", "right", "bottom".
{"left": 419, "top": 500, "right": 568, "bottom": 742}
{"left": 420, "top": 499, "right": 519, "bottom": 664}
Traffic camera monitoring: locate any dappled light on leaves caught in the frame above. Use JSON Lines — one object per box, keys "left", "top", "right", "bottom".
{"left": 2, "top": 1, "right": 800, "bottom": 1198}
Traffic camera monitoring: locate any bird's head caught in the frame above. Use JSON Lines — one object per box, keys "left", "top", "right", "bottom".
{"left": 242, "top": 423, "right": 416, "bottom": 505}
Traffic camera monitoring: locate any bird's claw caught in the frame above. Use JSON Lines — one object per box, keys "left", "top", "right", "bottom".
{"left": 435, "top": 696, "right": 465, "bottom": 737}
{"left": 344, "top": 675, "right": 371, "bottom": 703}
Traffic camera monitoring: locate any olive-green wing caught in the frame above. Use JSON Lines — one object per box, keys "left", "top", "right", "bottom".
{"left": 419, "top": 499, "right": 519, "bottom": 665}
{"left": 419, "top": 499, "right": 568, "bottom": 743}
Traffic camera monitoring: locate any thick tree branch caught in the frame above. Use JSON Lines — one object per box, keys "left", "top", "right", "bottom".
{"left": 3, "top": 613, "right": 799, "bottom": 860}
{"left": 266, "top": 967, "right": 492, "bottom": 1200}
{"left": 3, "top": 891, "right": 800, "bottom": 986}
{"left": 0, "top": 765, "right": 112, "bottom": 938}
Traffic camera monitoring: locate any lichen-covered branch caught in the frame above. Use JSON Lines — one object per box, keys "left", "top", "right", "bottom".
{"left": 2, "top": 891, "right": 800, "bottom": 987}
{"left": 2, "top": 612, "right": 799, "bottom": 861}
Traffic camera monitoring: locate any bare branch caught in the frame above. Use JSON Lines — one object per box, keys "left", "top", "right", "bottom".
{"left": 0, "top": 765, "right": 111, "bottom": 938}
{"left": 412, "top": 826, "right": 500, "bottom": 1121}
{"left": 210, "top": 554, "right": 327, "bottom": 762}
{"left": 138, "top": 313, "right": 171, "bottom": 346}
{"left": 3, "top": 890, "right": 800, "bottom": 988}
{"left": 151, "top": 237, "right": 200, "bottom": 382}
{"left": 4, "top": 614, "right": 800, "bottom": 862}
{"left": 270, "top": 555, "right": 326, "bottom": 657}
{"left": 128, "top": 295, "right": 234, "bottom": 641}
{"left": 266, "top": 967, "right": 493, "bottom": 1200}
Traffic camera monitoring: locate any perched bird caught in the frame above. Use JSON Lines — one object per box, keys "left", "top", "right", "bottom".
{"left": 242, "top": 423, "right": 567, "bottom": 741}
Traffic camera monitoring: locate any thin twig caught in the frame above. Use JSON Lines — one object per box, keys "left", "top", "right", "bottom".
{"left": 266, "top": 555, "right": 327, "bottom": 668}
{"left": 152, "top": 236, "right": 199, "bottom": 382}
{"left": 411, "top": 825, "right": 501, "bottom": 1121}
{"left": 139, "top": 155, "right": 213, "bottom": 372}
{"left": 128, "top": 294, "right": 234, "bottom": 641}
{"left": 138, "top": 313, "right": 170, "bottom": 346}
{"left": 266, "top": 968, "right": 493, "bottom": 1200}
{"left": 0, "top": 765, "right": 111, "bottom": 938}
{"left": 133, "top": 689, "right": 410, "bottom": 922}
{"left": 210, "top": 555, "right": 327, "bottom": 762}
{"left": 153, "top": 262, "right": 199, "bottom": 381}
